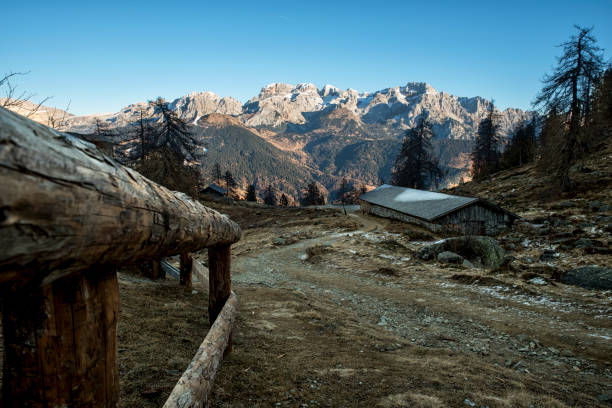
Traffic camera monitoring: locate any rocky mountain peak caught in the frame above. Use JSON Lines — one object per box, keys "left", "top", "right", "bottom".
{"left": 320, "top": 84, "right": 340, "bottom": 97}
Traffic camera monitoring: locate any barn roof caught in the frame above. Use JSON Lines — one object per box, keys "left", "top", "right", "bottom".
{"left": 358, "top": 185, "right": 517, "bottom": 221}
{"left": 200, "top": 183, "right": 227, "bottom": 195}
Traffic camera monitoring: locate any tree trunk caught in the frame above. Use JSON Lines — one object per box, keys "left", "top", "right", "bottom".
{"left": 1, "top": 267, "right": 119, "bottom": 408}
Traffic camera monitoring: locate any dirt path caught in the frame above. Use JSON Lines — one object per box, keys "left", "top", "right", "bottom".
{"left": 222, "top": 209, "right": 611, "bottom": 407}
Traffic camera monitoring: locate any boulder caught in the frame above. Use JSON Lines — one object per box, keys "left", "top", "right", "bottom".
{"left": 589, "top": 201, "right": 604, "bottom": 211}
{"left": 417, "top": 236, "right": 505, "bottom": 269}
{"left": 437, "top": 251, "right": 463, "bottom": 264}
{"left": 557, "top": 201, "right": 576, "bottom": 208}
{"left": 574, "top": 238, "right": 595, "bottom": 249}
{"left": 539, "top": 249, "right": 559, "bottom": 262}
{"left": 462, "top": 259, "right": 475, "bottom": 268}
{"left": 561, "top": 266, "right": 612, "bottom": 290}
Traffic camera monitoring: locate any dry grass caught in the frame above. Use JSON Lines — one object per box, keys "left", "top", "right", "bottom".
{"left": 116, "top": 274, "right": 211, "bottom": 407}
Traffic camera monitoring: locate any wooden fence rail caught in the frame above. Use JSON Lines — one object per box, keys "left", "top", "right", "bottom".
{"left": 0, "top": 108, "right": 241, "bottom": 407}
{"left": 163, "top": 291, "right": 239, "bottom": 408}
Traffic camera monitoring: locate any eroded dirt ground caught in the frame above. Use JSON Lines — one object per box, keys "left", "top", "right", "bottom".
{"left": 0, "top": 202, "right": 610, "bottom": 408}
{"left": 202, "top": 204, "right": 611, "bottom": 408}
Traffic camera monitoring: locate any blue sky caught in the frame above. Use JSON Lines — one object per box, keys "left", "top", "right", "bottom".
{"left": 2, "top": 0, "right": 610, "bottom": 115}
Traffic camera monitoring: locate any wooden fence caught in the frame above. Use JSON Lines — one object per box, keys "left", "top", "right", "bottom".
{"left": 0, "top": 107, "right": 241, "bottom": 407}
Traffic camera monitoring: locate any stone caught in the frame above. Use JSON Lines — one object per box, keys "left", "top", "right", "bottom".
{"left": 574, "top": 238, "right": 595, "bottom": 249}
{"left": 462, "top": 259, "right": 475, "bottom": 268}
{"left": 539, "top": 249, "right": 559, "bottom": 262}
{"left": 589, "top": 201, "right": 604, "bottom": 211}
{"left": 561, "top": 266, "right": 612, "bottom": 290}
{"left": 557, "top": 201, "right": 576, "bottom": 208}
{"left": 417, "top": 236, "right": 505, "bottom": 269}
{"left": 438, "top": 251, "right": 464, "bottom": 264}
{"left": 528, "top": 277, "right": 548, "bottom": 285}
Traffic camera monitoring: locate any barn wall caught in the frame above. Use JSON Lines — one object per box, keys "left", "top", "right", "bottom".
{"left": 360, "top": 201, "right": 512, "bottom": 235}
{"left": 436, "top": 203, "right": 511, "bottom": 235}
{"left": 360, "top": 201, "right": 441, "bottom": 232}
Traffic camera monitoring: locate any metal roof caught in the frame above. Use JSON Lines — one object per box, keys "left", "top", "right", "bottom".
{"left": 358, "top": 185, "right": 483, "bottom": 221}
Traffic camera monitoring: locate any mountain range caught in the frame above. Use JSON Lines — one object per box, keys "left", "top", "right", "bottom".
{"left": 19, "top": 82, "right": 533, "bottom": 200}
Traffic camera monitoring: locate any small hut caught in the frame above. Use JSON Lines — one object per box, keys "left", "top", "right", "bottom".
{"left": 200, "top": 183, "right": 227, "bottom": 198}
{"left": 359, "top": 185, "right": 518, "bottom": 235}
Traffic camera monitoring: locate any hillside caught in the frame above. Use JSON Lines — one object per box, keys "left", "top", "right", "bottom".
{"left": 194, "top": 115, "right": 316, "bottom": 198}
{"left": 447, "top": 136, "right": 612, "bottom": 213}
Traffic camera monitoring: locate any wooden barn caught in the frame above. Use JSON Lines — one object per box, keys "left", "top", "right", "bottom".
{"left": 359, "top": 185, "right": 518, "bottom": 235}
{"left": 200, "top": 183, "right": 227, "bottom": 197}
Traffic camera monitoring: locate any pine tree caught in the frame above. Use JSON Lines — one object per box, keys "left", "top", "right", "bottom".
{"left": 212, "top": 163, "right": 222, "bottom": 185}
{"left": 137, "top": 109, "right": 147, "bottom": 160}
{"left": 533, "top": 26, "right": 605, "bottom": 189}
{"left": 224, "top": 171, "right": 237, "bottom": 196}
{"left": 301, "top": 182, "right": 326, "bottom": 206}
{"left": 392, "top": 118, "right": 443, "bottom": 189}
{"left": 501, "top": 118, "right": 537, "bottom": 168}
{"left": 338, "top": 178, "right": 349, "bottom": 204}
{"left": 337, "top": 177, "right": 350, "bottom": 214}
{"left": 93, "top": 119, "right": 116, "bottom": 157}
{"left": 263, "top": 185, "right": 277, "bottom": 206}
{"left": 586, "top": 68, "right": 612, "bottom": 147}
{"left": 279, "top": 193, "right": 289, "bottom": 207}
{"left": 94, "top": 118, "right": 114, "bottom": 139}
{"left": 246, "top": 183, "right": 257, "bottom": 202}
{"left": 132, "top": 107, "right": 159, "bottom": 162}
{"left": 126, "top": 101, "right": 200, "bottom": 195}
{"left": 471, "top": 105, "right": 501, "bottom": 181}
{"left": 148, "top": 97, "right": 203, "bottom": 165}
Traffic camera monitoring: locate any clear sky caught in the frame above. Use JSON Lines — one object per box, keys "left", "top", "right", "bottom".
{"left": 2, "top": 0, "right": 610, "bottom": 115}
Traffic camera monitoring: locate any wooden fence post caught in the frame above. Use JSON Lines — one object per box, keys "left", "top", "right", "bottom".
{"left": 1, "top": 267, "right": 119, "bottom": 407}
{"left": 180, "top": 252, "right": 193, "bottom": 289}
{"left": 208, "top": 245, "right": 232, "bottom": 352}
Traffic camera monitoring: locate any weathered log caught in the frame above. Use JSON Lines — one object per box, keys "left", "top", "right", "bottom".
{"left": 1, "top": 267, "right": 119, "bottom": 408}
{"left": 0, "top": 108, "right": 241, "bottom": 287}
{"left": 208, "top": 245, "right": 232, "bottom": 326}
{"left": 180, "top": 252, "right": 193, "bottom": 288}
{"left": 163, "top": 291, "right": 239, "bottom": 408}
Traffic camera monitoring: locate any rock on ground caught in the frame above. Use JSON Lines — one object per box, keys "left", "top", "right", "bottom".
{"left": 418, "top": 236, "right": 505, "bottom": 269}
{"left": 561, "top": 266, "right": 612, "bottom": 290}
{"left": 437, "top": 251, "right": 464, "bottom": 264}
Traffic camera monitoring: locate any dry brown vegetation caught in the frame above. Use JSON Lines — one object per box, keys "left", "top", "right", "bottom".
{"left": 1, "top": 145, "right": 610, "bottom": 407}
{"left": 104, "top": 190, "right": 609, "bottom": 407}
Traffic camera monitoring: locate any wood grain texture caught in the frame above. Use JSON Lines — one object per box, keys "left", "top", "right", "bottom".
{"left": 1, "top": 267, "right": 119, "bottom": 408}
{"left": 0, "top": 108, "right": 241, "bottom": 287}
{"left": 208, "top": 245, "right": 232, "bottom": 326}
{"left": 163, "top": 291, "right": 239, "bottom": 408}
{"left": 180, "top": 252, "right": 193, "bottom": 289}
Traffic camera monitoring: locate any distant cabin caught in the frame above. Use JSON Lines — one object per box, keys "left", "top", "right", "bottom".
{"left": 358, "top": 185, "right": 518, "bottom": 235}
{"left": 200, "top": 183, "right": 227, "bottom": 198}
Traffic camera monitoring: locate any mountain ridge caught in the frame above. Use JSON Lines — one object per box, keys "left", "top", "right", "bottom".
{"left": 10, "top": 82, "right": 534, "bottom": 200}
